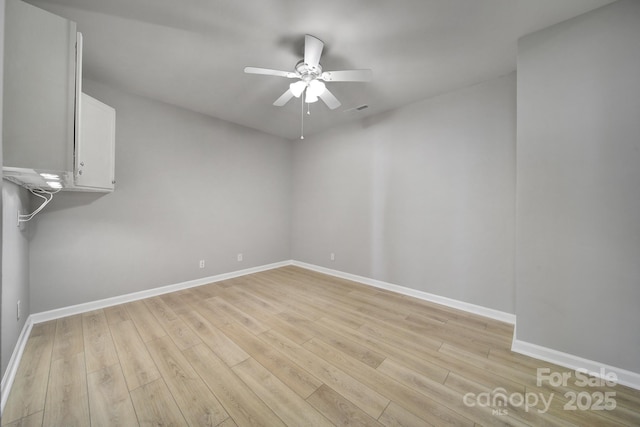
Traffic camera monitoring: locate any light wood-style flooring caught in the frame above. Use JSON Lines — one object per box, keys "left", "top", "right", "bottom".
{"left": 2, "top": 266, "right": 639, "bottom": 426}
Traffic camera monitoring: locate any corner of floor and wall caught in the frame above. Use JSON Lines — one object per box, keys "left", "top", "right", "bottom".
{"left": 2, "top": 0, "right": 640, "bottom": 415}
{"left": 2, "top": 257, "right": 640, "bottom": 413}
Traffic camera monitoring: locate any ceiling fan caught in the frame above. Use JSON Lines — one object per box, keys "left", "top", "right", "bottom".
{"left": 244, "top": 34, "right": 372, "bottom": 110}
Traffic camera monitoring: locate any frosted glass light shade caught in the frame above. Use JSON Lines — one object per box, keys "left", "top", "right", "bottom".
{"left": 290, "top": 81, "right": 307, "bottom": 98}
{"left": 307, "top": 80, "right": 326, "bottom": 97}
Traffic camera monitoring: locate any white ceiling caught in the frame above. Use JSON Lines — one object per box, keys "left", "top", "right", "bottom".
{"left": 31, "top": 0, "right": 615, "bottom": 140}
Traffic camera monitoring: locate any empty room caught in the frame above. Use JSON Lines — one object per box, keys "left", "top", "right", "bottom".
{"left": 2, "top": 0, "right": 639, "bottom": 425}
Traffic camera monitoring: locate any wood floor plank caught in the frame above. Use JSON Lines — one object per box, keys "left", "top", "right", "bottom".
{"left": 221, "top": 321, "right": 322, "bottom": 399}
{"left": 130, "top": 379, "right": 187, "bottom": 426}
{"left": 443, "top": 371, "right": 573, "bottom": 427}
{"left": 145, "top": 335, "right": 228, "bottom": 426}
{"left": 356, "top": 287, "right": 490, "bottom": 331}
{"left": 260, "top": 277, "right": 368, "bottom": 323}
{"left": 218, "top": 417, "right": 239, "bottom": 427}
{"left": 358, "top": 319, "right": 443, "bottom": 355}
{"left": 124, "top": 300, "right": 167, "bottom": 342}
{"left": 206, "top": 296, "right": 269, "bottom": 334}
{"left": 158, "top": 291, "right": 195, "bottom": 316}
{"left": 82, "top": 310, "right": 119, "bottom": 373}
{"left": 378, "top": 402, "right": 435, "bottom": 427}
{"left": 377, "top": 358, "right": 527, "bottom": 427}
{"left": 103, "top": 304, "right": 131, "bottom": 325}
{"left": 225, "top": 284, "right": 284, "bottom": 315}
{"left": 2, "top": 411, "right": 44, "bottom": 427}
{"left": 190, "top": 296, "right": 233, "bottom": 328}
{"left": 240, "top": 275, "right": 332, "bottom": 322}
{"left": 189, "top": 281, "right": 225, "bottom": 299}
{"left": 345, "top": 291, "right": 414, "bottom": 325}
{"left": 263, "top": 311, "right": 316, "bottom": 344}
{"left": 1, "top": 323, "right": 55, "bottom": 424}
{"left": 109, "top": 319, "right": 161, "bottom": 391}
{"left": 307, "top": 384, "right": 384, "bottom": 427}
{"left": 87, "top": 364, "right": 138, "bottom": 427}
{"left": 51, "top": 315, "right": 84, "bottom": 360}
{"left": 173, "top": 288, "right": 205, "bottom": 309}
{"left": 403, "top": 313, "right": 499, "bottom": 356}
{"left": 485, "top": 319, "right": 515, "bottom": 336}
{"left": 304, "top": 336, "right": 474, "bottom": 427}
{"left": 316, "top": 317, "right": 452, "bottom": 385}
{"left": 184, "top": 343, "right": 286, "bottom": 427}
{"left": 260, "top": 329, "right": 390, "bottom": 419}
{"left": 43, "top": 353, "right": 90, "bottom": 427}
{"left": 144, "top": 296, "right": 202, "bottom": 350}
{"left": 30, "top": 320, "right": 56, "bottom": 338}
{"left": 524, "top": 380, "right": 634, "bottom": 427}
{"left": 143, "top": 296, "right": 178, "bottom": 324}
{"left": 338, "top": 316, "right": 524, "bottom": 395}
{"left": 232, "top": 357, "right": 333, "bottom": 426}
{"left": 306, "top": 318, "right": 387, "bottom": 370}
{"left": 438, "top": 342, "right": 539, "bottom": 388}
{"left": 4, "top": 267, "right": 640, "bottom": 427}
{"left": 219, "top": 294, "right": 272, "bottom": 324}
{"left": 181, "top": 310, "right": 250, "bottom": 367}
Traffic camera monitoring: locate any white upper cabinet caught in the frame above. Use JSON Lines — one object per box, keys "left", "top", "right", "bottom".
{"left": 3, "top": 0, "right": 77, "bottom": 172}
{"left": 3, "top": 0, "right": 116, "bottom": 192}
{"left": 75, "top": 93, "right": 116, "bottom": 190}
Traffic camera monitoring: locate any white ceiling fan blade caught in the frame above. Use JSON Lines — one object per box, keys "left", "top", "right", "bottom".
{"left": 273, "top": 89, "right": 294, "bottom": 106}
{"left": 244, "top": 67, "right": 297, "bottom": 78}
{"left": 318, "top": 88, "right": 341, "bottom": 110}
{"left": 304, "top": 35, "right": 324, "bottom": 69}
{"left": 321, "top": 69, "right": 373, "bottom": 82}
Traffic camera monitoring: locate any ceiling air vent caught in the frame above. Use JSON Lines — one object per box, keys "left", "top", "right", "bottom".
{"left": 344, "top": 104, "right": 369, "bottom": 113}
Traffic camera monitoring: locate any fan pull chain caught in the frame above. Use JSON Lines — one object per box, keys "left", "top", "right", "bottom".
{"left": 307, "top": 102, "right": 311, "bottom": 115}
{"left": 300, "top": 93, "right": 304, "bottom": 139}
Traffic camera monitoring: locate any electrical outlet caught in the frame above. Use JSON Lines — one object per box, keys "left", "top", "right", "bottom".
{"left": 17, "top": 300, "right": 21, "bottom": 321}
{"left": 330, "top": 252, "right": 335, "bottom": 261}
{"left": 199, "top": 260, "right": 205, "bottom": 268}
{"left": 237, "top": 253, "right": 243, "bottom": 262}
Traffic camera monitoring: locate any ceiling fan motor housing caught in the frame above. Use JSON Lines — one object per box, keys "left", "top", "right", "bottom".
{"left": 296, "top": 60, "right": 322, "bottom": 82}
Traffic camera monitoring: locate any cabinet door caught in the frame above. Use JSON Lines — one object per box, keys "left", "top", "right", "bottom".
{"left": 3, "top": 0, "right": 77, "bottom": 172}
{"left": 75, "top": 93, "right": 116, "bottom": 191}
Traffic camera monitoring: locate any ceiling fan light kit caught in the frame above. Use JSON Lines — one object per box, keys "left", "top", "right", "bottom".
{"left": 290, "top": 80, "right": 306, "bottom": 98}
{"left": 244, "top": 34, "right": 372, "bottom": 138}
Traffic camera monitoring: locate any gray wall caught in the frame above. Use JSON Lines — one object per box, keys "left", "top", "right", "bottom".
{"left": 516, "top": 0, "right": 640, "bottom": 373}
{"left": 6, "top": 0, "right": 639, "bottom": 383}
{"left": 29, "top": 80, "right": 292, "bottom": 313}
{"left": 1, "top": 182, "right": 30, "bottom": 377}
{"left": 292, "top": 74, "right": 516, "bottom": 313}
{"left": 0, "top": 0, "right": 4, "bottom": 378}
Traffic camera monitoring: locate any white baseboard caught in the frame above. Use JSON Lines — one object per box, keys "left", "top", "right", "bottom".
{"left": 291, "top": 261, "right": 516, "bottom": 324}
{"left": 30, "top": 260, "right": 292, "bottom": 324}
{"left": 291, "top": 262, "right": 640, "bottom": 391}
{"left": 512, "top": 339, "right": 640, "bottom": 391}
{"left": 1, "top": 258, "right": 515, "bottom": 414}
{"left": 4, "top": 258, "right": 637, "bottom": 416}
{"left": 1, "top": 317, "right": 34, "bottom": 415}
{"left": 1, "top": 260, "right": 292, "bottom": 414}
